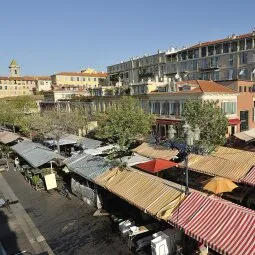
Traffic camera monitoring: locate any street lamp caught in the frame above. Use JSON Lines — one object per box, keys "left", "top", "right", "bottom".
{"left": 168, "top": 123, "right": 200, "bottom": 194}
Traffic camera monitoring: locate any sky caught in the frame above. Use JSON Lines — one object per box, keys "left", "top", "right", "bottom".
{"left": 0, "top": 0, "right": 254, "bottom": 76}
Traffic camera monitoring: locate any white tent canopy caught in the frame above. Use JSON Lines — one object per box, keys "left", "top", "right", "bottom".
{"left": 234, "top": 128, "right": 255, "bottom": 142}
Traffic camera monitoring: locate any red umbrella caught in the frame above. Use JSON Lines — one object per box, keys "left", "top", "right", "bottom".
{"left": 135, "top": 159, "right": 177, "bottom": 174}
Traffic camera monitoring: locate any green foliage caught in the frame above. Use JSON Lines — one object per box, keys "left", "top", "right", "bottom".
{"left": 31, "top": 175, "right": 40, "bottom": 186}
{"left": 0, "top": 96, "right": 38, "bottom": 130}
{"left": 95, "top": 97, "right": 154, "bottom": 150}
{"left": 182, "top": 99, "right": 228, "bottom": 148}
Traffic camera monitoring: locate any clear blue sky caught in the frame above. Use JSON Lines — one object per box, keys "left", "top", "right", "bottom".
{"left": 0, "top": 0, "right": 254, "bottom": 76}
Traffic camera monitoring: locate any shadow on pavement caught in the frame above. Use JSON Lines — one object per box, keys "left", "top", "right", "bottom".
{"left": 0, "top": 209, "right": 20, "bottom": 255}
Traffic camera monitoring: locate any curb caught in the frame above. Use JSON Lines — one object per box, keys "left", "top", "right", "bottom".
{"left": 0, "top": 174, "right": 54, "bottom": 255}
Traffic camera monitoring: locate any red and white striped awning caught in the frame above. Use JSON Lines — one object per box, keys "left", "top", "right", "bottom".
{"left": 240, "top": 166, "right": 255, "bottom": 186}
{"left": 169, "top": 192, "right": 255, "bottom": 255}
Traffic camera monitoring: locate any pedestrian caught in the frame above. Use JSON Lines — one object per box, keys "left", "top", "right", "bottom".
{"left": 5, "top": 199, "right": 12, "bottom": 213}
{"left": 14, "top": 157, "right": 20, "bottom": 171}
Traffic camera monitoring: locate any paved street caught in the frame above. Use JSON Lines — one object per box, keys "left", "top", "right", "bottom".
{"left": 2, "top": 168, "right": 132, "bottom": 255}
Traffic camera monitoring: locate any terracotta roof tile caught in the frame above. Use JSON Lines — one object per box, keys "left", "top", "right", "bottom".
{"left": 149, "top": 80, "right": 236, "bottom": 95}
{"left": 55, "top": 72, "right": 107, "bottom": 78}
{"left": 189, "top": 32, "right": 254, "bottom": 49}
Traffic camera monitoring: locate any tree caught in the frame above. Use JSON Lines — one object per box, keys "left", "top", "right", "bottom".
{"left": 24, "top": 108, "right": 89, "bottom": 153}
{"left": 182, "top": 99, "right": 228, "bottom": 148}
{"left": 0, "top": 96, "right": 38, "bottom": 132}
{"left": 95, "top": 97, "right": 154, "bottom": 154}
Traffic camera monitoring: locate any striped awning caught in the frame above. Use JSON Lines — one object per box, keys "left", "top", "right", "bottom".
{"left": 240, "top": 166, "right": 255, "bottom": 186}
{"left": 132, "top": 142, "right": 178, "bottom": 160}
{"left": 94, "top": 168, "right": 185, "bottom": 220}
{"left": 169, "top": 192, "right": 255, "bottom": 255}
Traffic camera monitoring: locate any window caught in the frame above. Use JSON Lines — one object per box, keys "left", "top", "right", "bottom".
{"left": 94, "top": 78, "right": 96, "bottom": 81}
{"left": 231, "top": 41, "right": 237, "bottom": 52}
{"left": 221, "top": 102, "right": 237, "bottom": 114}
{"left": 83, "top": 77, "right": 86, "bottom": 81}
{"left": 223, "top": 43, "right": 229, "bottom": 53}
{"left": 208, "top": 46, "right": 214, "bottom": 56}
{"left": 201, "top": 47, "right": 207, "bottom": 57}
{"left": 229, "top": 54, "right": 234, "bottom": 66}
{"left": 239, "top": 86, "right": 243, "bottom": 92}
{"left": 249, "top": 87, "right": 252, "bottom": 92}
{"left": 213, "top": 71, "right": 219, "bottom": 81}
{"left": 4, "top": 86, "right": 7, "bottom": 90}
{"left": 244, "top": 86, "right": 247, "bottom": 92}
{"left": 240, "top": 40, "right": 245, "bottom": 51}
{"left": 194, "top": 49, "right": 199, "bottom": 58}
{"left": 77, "top": 77, "right": 79, "bottom": 81}
{"left": 215, "top": 44, "right": 222, "bottom": 54}
{"left": 0, "top": 86, "right": 2, "bottom": 89}
{"left": 239, "top": 52, "right": 248, "bottom": 65}
{"left": 88, "top": 78, "right": 90, "bottom": 81}
{"left": 71, "top": 77, "right": 74, "bottom": 81}
{"left": 246, "top": 39, "right": 252, "bottom": 50}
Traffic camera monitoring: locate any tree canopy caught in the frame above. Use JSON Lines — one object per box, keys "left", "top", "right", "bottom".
{"left": 95, "top": 97, "right": 154, "bottom": 152}
{"left": 0, "top": 96, "right": 38, "bottom": 132}
{"left": 182, "top": 99, "right": 228, "bottom": 148}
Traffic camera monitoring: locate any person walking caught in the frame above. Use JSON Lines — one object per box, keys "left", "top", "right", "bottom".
{"left": 14, "top": 157, "right": 20, "bottom": 171}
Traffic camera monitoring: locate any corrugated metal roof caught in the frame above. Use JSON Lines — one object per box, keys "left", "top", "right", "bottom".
{"left": 12, "top": 140, "right": 63, "bottom": 168}
{"left": 78, "top": 137, "right": 102, "bottom": 149}
{"left": 94, "top": 168, "right": 185, "bottom": 220}
{"left": 83, "top": 144, "right": 118, "bottom": 155}
{"left": 65, "top": 153, "right": 111, "bottom": 181}
{"left": 132, "top": 142, "right": 178, "bottom": 160}
{"left": 0, "top": 131, "right": 20, "bottom": 144}
{"left": 120, "top": 153, "right": 151, "bottom": 166}
{"left": 183, "top": 154, "right": 252, "bottom": 181}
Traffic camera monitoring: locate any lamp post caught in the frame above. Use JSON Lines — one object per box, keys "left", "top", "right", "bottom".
{"left": 168, "top": 123, "right": 200, "bottom": 194}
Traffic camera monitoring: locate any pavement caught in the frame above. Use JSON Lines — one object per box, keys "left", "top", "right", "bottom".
{"left": 1, "top": 164, "right": 132, "bottom": 255}
{"left": 0, "top": 173, "right": 54, "bottom": 255}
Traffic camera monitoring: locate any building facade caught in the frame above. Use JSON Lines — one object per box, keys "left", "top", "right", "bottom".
{"left": 107, "top": 31, "right": 255, "bottom": 85}
{"left": 51, "top": 68, "right": 107, "bottom": 91}
{"left": 35, "top": 76, "right": 52, "bottom": 91}
{"left": 0, "top": 60, "right": 53, "bottom": 98}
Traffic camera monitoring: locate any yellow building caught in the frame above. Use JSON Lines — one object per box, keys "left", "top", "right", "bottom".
{"left": 0, "top": 60, "right": 52, "bottom": 98}
{"left": 51, "top": 68, "right": 107, "bottom": 90}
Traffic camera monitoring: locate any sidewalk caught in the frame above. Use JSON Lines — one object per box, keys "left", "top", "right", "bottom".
{"left": 0, "top": 173, "right": 54, "bottom": 255}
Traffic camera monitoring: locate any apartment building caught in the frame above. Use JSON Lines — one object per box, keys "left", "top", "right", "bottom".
{"left": 51, "top": 68, "right": 107, "bottom": 91}
{"left": 147, "top": 80, "right": 238, "bottom": 138}
{"left": 35, "top": 76, "right": 52, "bottom": 91}
{"left": 218, "top": 80, "right": 255, "bottom": 132}
{"left": 107, "top": 30, "right": 255, "bottom": 84}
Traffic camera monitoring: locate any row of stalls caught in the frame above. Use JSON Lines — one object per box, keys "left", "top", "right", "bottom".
{"left": 63, "top": 142, "right": 255, "bottom": 255}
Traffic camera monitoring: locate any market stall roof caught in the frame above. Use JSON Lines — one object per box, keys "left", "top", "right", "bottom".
{"left": 169, "top": 192, "right": 255, "bottom": 255}
{"left": 240, "top": 166, "right": 255, "bottom": 186}
{"left": 212, "top": 145, "right": 255, "bottom": 166}
{"left": 120, "top": 153, "right": 151, "bottom": 166}
{"left": 182, "top": 153, "right": 252, "bottom": 182}
{"left": 78, "top": 137, "right": 102, "bottom": 149}
{"left": 132, "top": 142, "right": 178, "bottom": 160}
{"left": 234, "top": 128, "right": 255, "bottom": 142}
{"left": 45, "top": 138, "right": 77, "bottom": 146}
{"left": 0, "top": 131, "right": 20, "bottom": 144}
{"left": 12, "top": 140, "right": 64, "bottom": 168}
{"left": 135, "top": 159, "right": 178, "bottom": 173}
{"left": 94, "top": 168, "right": 185, "bottom": 220}
{"left": 64, "top": 153, "right": 111, "bottom": 181}
{"left": 83, "top": 144, "right": 118, "bottom": 156}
